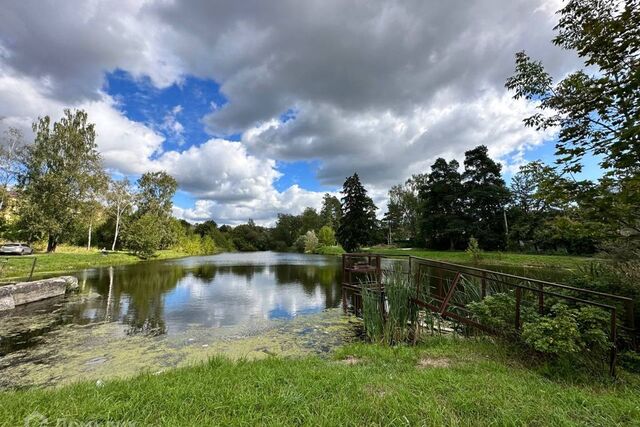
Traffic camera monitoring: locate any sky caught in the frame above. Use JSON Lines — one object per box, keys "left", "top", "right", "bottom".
{"left": 0, "top": 0, "right": 595, "bottom": 225}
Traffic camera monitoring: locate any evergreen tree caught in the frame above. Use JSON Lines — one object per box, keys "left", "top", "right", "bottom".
{"left": 419, "top": 159, "right": 465, "bottom": 249}
{"left": 462, "top": 146, "right": 510, "bottom": 250}
{"left": 337, "top": 173, "right": 377, "bottom": 252}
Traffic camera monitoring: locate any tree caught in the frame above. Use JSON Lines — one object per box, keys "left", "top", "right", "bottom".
{"left": 320, "top": 194, "right": 342, "bottom": 228}
{"left": 107, "top": 178, "right": 133, "bottom": 251}
{"left": 0, "top": 127, "right": 25, "bottom": 211}
{"left": 505, "top": 0, "right": 640, "bottom": 177}
{"left": 462, "top": 146, "right": 510, "bottom": 250}
{"left": 419, "top": 159, "right": 466, "bottom": 249}
{"left": 18, "top": 109, "right": 105, "bottom": 252}
{"left": 272, "top": 213, "right": 303, "bottom": 249}
{"left": 386, "top": 174, "right": 425, "bottom": 244}
{"left": 318, "top": 225, "right": 336, "bottom": 246}
{"left": 337, "top": 173, "right": 377, "bottom": 252}
{"left": 506, "top": 0, "right": 640, "bottom": 254}
{"left": 125, "top": 213, "right": 163, "bottom": 258}
{"left": 135, "top": 171, "right": 178, "bottom": 249}
{"left": 300, "top": 207, "right": 323, "bottom": 233}
{"left": 136, "top": 171, "right": 177, "bottom": 217}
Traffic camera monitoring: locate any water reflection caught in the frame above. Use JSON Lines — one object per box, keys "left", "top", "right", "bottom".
{"left": 46, "top": 252, "right": 341, "bottom": 338}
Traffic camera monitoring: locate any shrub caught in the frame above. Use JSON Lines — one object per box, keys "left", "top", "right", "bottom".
{"left": 468, "top": 292, "right": 537, "bottom": 332}
{"left": 315, "top": 245, "right": 345, "bottom": 255}
{"left": 465, "top": 237, "right": 483, "bottom": 264}
{"left": 521, "top": 304, "right": 610, "bottom": 358}
{"left": 303, "top": 230, "right": 318, "bottom": 253}
{"left": 318, "top": 225, "right": 336, "bottom": 246}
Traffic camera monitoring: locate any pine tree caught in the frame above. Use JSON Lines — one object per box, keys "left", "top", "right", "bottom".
{"left": 337, "top": 173, "right": 377, "bottom": 252}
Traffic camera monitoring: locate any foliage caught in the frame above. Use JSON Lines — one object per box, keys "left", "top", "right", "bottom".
{"left": 462, "top": 145, "right": 510, "bottom": 250}
{"left": 106, "top": 178, "right": 133, "bottom": 251}
{"left": 385, "top": 174, "right": 424, "bottom": 244}
{"left": 418, "top": 158, "right": 466, "bottom": 249}
{"left": 337, "top": 173, "right": 377, "bottom": 252}
{"left": 468, "top": 292, "right": 537, "bottom": 332}
{"left": 17, "top": 109, "right": 106, "bottom": 252}
{"left": 465, "top": 237, "right": 483, "bottom": 264}
{"left": 230, "top": 220, "right": 270, "bottom": 251}
{"left": 136, "top": 171, "right": 177, "bottom": 217}
{"left": 317, "top": 225, "right": 336, "bottom": 246}
{"left": 303, "top": 230, "right": 319, "bottom": 253}
{"left": 314, "top": 245, "right": 345, "bottom": 255}
{"left": 521, "top": 304, "right": 610, "bottom": 358}
{"left": 124, "top": 213, "right": 163, "bottom": 258}
{"left": 320, "top": 193, "right": 342, "bottom": 228}
{"left": 361, "top": 284, "right": 384, "bottom": 342}
{"left": 382, "top": 268, "right": 418, "bottom": 344}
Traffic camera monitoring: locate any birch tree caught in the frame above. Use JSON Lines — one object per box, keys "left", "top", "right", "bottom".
{"left": 107, "top": 178, "right": 133, "bottom": 251}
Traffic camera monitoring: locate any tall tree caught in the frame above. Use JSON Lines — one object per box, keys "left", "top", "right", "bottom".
{"left": 134, "top": 171, "right": 178, "bottom": 250}
{"left": 136, "top": 171, "right": 178, "bottom": 217}
{"left": 419, "top": 159, "right": 465, "bottom": 249}
{"left": 506, "top": 0, "right": 639, "bottom": 176}
{"left": 462, "top": 145, "right": 510, "bottom": 250}
{"left": 320, "top": 194, "right": 342, "bottom": 228}
{"left": 386, "top": 174, "right": 425, "bottom": 244}
{"left": 18, "top": 109, "right": 104, "bottom": 252}
{"left": 506, "top": 0, "right": 640, "bottom": 252}
{"left": 337, "top": 173, "right": 377, "bottom": 252}
{"left": 107, "top": 178, "right": 133, "bottom": 251}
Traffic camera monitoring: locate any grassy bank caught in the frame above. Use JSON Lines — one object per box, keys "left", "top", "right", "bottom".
{"left": 0, "top": 246, "right": 191, "bottom": 281}
{"left": 366, "top": 247, "right": 595, "bottom": 270}
{"left": 1, "top": 337, "right": 638, "bottom": 425}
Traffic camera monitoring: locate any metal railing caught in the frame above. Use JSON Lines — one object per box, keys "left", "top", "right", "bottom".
{"left": 341, "top": 253, "right": 636, "bottom": 376}
{"left": 0, "top": 256, "right": 38, "bottom": 283}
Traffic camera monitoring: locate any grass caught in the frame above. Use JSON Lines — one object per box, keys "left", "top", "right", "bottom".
{"left": 367, "top": 247, "right": 595, "bottom": 270}
{"left": 1, "top": 337, "right": 638, "bottom": 426}
{"left": 0, "top": 245, "right": 191, "bottom": 281}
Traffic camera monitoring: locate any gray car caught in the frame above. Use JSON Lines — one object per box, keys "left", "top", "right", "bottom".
{"left": 0, "top": 243, "right": 34, "bottom": 255}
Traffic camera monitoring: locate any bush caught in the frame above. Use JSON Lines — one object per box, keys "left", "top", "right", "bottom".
{"left": 318, "top": 225, "right": 336, "bottom": 246}
{"left": 468, "top": 292, "right": 537, "bottom": 332}
{"left": 465, "top": 237, "right": 483, "bottom": 264}
{"left": 315, "top": 245, "right": 345, "bottom": 255}
{"left": 521, "top": 304, "right": 610, "bottom": 358}
{"left": 303, "top": 230, "right": 318, "bottom": 253}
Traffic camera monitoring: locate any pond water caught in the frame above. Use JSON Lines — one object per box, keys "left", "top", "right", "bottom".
{"left": 0, "top": 252, "right": 356, "bottom": 388}
{"left": 0, "top": 251, "right": 578, "bottom": 388}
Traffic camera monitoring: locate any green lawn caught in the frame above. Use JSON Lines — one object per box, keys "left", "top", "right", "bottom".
{"left": 0, "top": 246, "right": 191, "bottom": 282}
{"left": 366, "top": 247, "right": 595, "bottom": 270}
{"left": 1, "top": 338, "right": 638, "bottom": 426}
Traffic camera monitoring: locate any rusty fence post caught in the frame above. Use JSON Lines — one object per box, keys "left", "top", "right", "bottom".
{"left": 538, "top": 283, "right": 544, "bottom": 314}
{"left": 514, "top": 287, "right": 522, "bottom": 331}
{"left": 610, "top": 307, "right": 617, "bottom": 377}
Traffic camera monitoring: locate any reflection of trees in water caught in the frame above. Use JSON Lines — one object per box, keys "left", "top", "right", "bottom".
{"left": 273, "top": 265, "right": 342, "bottom": 308}
{"left": 64, "top": 260, "right": 342, "bottom": 335}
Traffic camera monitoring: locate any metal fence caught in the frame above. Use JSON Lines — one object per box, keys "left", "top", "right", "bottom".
{"left": 341, "top": 253, "right": 636, "bottom": 376}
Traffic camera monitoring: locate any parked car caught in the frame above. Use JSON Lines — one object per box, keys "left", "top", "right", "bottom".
{"left": 0, "top": 243, "right": 34, "bottom": 255}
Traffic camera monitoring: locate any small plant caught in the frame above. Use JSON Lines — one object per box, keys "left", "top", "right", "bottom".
{"left": 465, "top": 237, "right": 483, "bottom": 264}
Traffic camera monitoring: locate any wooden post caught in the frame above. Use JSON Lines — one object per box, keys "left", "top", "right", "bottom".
{"left": 515, "top": 287, "right": 522, "bottom": 330}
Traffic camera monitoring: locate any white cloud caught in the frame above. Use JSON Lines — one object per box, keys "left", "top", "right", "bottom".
{"left": 0, "top": 0, "right": 578, "bottom": 224}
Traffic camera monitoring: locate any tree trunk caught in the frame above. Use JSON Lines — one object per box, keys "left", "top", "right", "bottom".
{"left": 47, "top": 235, "right": 58, "bottom": 253}
{"left": 112, "top": 209, "right": 120, "bottom": 251}
{"left": 87, "top": 220, "right": 93, "bottom": 250}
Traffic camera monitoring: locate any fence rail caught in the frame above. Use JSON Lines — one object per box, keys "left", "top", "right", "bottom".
{"left": 341, "top": 253, "right": 636, "bottom": 376}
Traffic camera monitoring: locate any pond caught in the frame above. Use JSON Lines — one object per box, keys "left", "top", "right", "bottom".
{"left": 0, "top": 251, "right": 578, "bottom": 389}
{"left": 0, "top": 252, "right": 357, "bottom": 388}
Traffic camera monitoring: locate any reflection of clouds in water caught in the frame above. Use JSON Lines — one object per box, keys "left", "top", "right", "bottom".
{"left": 164, "top": 268, "right": 327, "bottom": 332}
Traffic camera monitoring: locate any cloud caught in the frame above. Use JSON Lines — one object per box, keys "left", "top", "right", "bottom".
{"left": 0, "top": 0, "right": 578, "bottom": 224}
